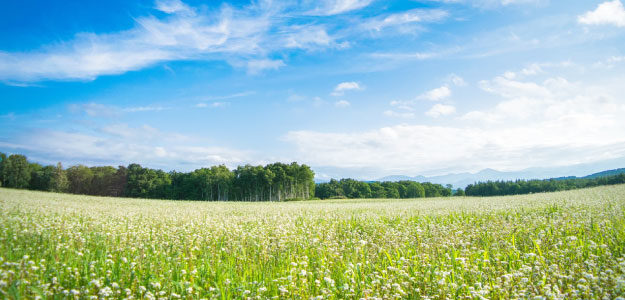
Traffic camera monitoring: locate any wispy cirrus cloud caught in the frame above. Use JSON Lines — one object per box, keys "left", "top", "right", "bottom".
{"left": 0, "top": 1, "right": 342, "bottom": 82}
{"left": 0, "top": 3, "right": 267, "bottom": 81}
{"left": 195, "top": 102, "right": 229, "bottom": 108}
{"left": 69, "top": 102, "right": 170, "bottom": 117}
{"left": 431, "top": 0, "right": 545, "bottom": 8}
{"left": 246, "top": 59, "right": 286, "bottom": 74}
{"left": 154, "top": 0, "right": 193, "bottom": 15}
{"left": 363, "top": 9, "right": 449, "bottom": 32}
{"left": 305, "top": 0, "right": 373, "bottom": 16}
{"left": 0, "top": 0, "right": 463, "bottom": 83}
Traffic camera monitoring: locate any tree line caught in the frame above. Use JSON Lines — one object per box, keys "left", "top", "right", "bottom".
{"left": 464, "top": 174, "right": 625, "bottom": 197}
{"left": 4, "top": 151, "right": 622, "bottom": 200}
{"left": 315, "top": 179, "right": 453, "bottom": 199}
{"left": 0, "top": 152, "right": 314, "bottom": 201}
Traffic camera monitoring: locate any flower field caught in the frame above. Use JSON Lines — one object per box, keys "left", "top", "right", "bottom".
{"left": 2, "top": 185, "right": 625, "bottom": 299}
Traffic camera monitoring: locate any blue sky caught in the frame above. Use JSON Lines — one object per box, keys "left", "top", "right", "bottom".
{"left": 1, "top": 0, "right": 625, "bottom": 180}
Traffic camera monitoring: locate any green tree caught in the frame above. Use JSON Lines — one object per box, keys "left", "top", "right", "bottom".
{"left": 403, "top": 181, "right": 425, "bottom": 198}
{"left": 2, "top": 154, "right": 31, "bottom": 189}
{"left": 369, "top": 182, "right": 387, "bottom": 198}
{"left": 29, "top": 163, "right": 55, "bottom": 191}
{"left": 50, "top": 162, "right": 69, "bottom": 192}
{"left": 125, "top": 164, "right": 171, "bottom": 199}
{"left": 66, "top": 165, "right": 94, "bottom": 194}
{"left": 89, "top": 166, "right": 118, "bottom": 196}
{"left": 0, "top": 152, "right": 6, "bottom": 186}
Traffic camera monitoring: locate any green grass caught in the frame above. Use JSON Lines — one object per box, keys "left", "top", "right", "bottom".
{"left": 2, "top": 185, "right": 625, "bottom": 299}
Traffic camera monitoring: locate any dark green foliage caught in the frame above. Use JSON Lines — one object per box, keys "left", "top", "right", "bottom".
{"left": 24, "top": 161, "right": 68, "bottom": 192}
{"left": 50, "top": 162, "right": 69, "bottom": 192}
{"left": 231, "top": 162, "right": 314, "bottom": 201}
{"left": 315, "top": 178, "right": 451, "bottom": 199}
{"left": 66, "top": 165, "right": 94, "bottom": 195}
{"left": 123, "top": 162, "right": 314, "bottom": 201}
{"left": 0, "top": 152, "right": 5, "bottom": 186}
{"left": 0, "top": 152, "right": 314, "bottom": 201}
{"left": 125, "top": 164, "right": 171, "bottom": 199}
{"left": 2, "top": 154, "right": 31, "bottom": 188}
{"left": 29, "top": 164, "right": 55, "bottom": 191}
{"left": 4, "top": 151, "right": 622, "bottom": 201}
{"left": 465, "top": 173, "right": 625, "bottom": 196}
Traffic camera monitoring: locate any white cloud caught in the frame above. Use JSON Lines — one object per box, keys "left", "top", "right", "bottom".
{"left": 123, "top": 106, "right": 169, "bottom": 112}
{"left": 478, "top": 76, "right": 552, "bottom": 99}
{"left": 389, "top": 100, "right": 415, "bottom": 111}
{"left": 246, "top": 59, "right": 285, "bottom": 74}
{"left": 211, "top": 102, "right": 229, "bottom": 108}
{"left": 69, "top": 102, "right": 169, "bottom": 117}
{"left": 69, "top": 103, "right": 120, "bottom": 118}
{"left": 426, "top": 103, "right": 456, "bottom": 117}
{"left": 388, "top": 85, "right": 454, "bottom": 116}
{"left": 499, "top": 0, "right": 542, "bottom": 5}
{"left": 196, "top": 101, "right": 229, "bottom": 108}
{"left": 594, "top": 55, "right": 625, "bottom": 68}
{"left": 283, "top": 25, "right": 333, "bottom": 49}
{"left": 384, "top": 110, "right": 415, "bottom": 118}
{"left": 201, "top": 91, "right": 255, "bottom": 101}
{"left": 311, "top": 96, "right": 326, "bottom": 107}
{"left": 447, "top": 74, "right": 467, "bottom": 86}
{"left": 334, "top": 100, "right": 351, "bottom": 107}
{"left": 465, "top": 74, "right": 618, "bottom": 127}
{"left": 331, "top": 81, "right": 362, "bottom": 96}
{"left": 369, "top": 51, "right": 440, "bottom": 61}
{"left": 578, "top": 0, "right": 625, "bottom": 27}
{"left": 307, "top": 0, "right": 373, "bottom": 16}
{"left": 154, "top": 146, "right": 168, "bottom": 157}
{"left": 364, "top": 9, "right": 449, "bottom": 32}
{"left": 435, "top": 0, "right": 544, "bottom": 7}
{"left": 1, "top": 125, "right": 252, "bottom": 170}
{"left": 285, "top": 68, "right": 625, "bottom": 175}
{"left": 0, "top": 1, "right": 342, "bottom": 82}
{"left": 609, "top": 55, "right": 625, "bottom": 63}
{"left": 419, "top": 85, "right": 451, "bottom": 101}
{"left": 520, "top": 63, "right": 543, "bottom": 76}
{"left": 155, "top": 0, "right": 193, "bottom": 15}
{"left": 0, "top": 2, "right": 274, "bottom": 81}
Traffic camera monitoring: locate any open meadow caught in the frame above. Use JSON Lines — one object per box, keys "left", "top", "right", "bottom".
{"left": 2, "top": 185, "right": 625, "bottom": 299}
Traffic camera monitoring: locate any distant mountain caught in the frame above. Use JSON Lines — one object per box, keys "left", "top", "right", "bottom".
{"left": 376, "top": 164, "right": 625, "bottom": 188}
{"left": 378, "top": 175, "right": 427, "bottom": 182}
{"left": 582, "top": 168, "right": 625, "bottom": 179}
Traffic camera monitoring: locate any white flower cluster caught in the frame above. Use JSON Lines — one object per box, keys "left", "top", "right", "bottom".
{"left": 1, "top": 185, "right": 625, "bottom": 298}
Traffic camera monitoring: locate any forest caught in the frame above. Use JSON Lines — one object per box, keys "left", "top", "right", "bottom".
{"left": 0, "top": 152, "right": 314, "bottom": 201}
{"left": 315, "top": 178, "right": 452, "bottom": 199}
{"left": 2, "top": 151, "right": 624, "bottom": 201}
{"left": 464, "top": 174, "right": 625, "bottom": 196}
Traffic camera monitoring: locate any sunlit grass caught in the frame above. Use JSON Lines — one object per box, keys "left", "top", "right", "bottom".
{"left": 1, "top": 185, "right": 625, "bottom": 299}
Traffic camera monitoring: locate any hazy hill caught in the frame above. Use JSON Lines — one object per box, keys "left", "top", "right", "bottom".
{"left": 377, "top": 164, "right": 625, "bottom": 188}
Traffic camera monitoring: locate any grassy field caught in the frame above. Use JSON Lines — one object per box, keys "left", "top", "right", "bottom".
{"left": 1, "top": 185, "right": 625, "bottom": 299}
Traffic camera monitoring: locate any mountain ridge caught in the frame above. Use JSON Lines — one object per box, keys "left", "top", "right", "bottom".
{"left": 376, "top": 166, "right": 625, "bottom": 188}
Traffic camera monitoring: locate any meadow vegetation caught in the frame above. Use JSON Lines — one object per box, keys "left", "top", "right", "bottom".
{"left": 2, "top": 185, "right": 625, "bottom": 299}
